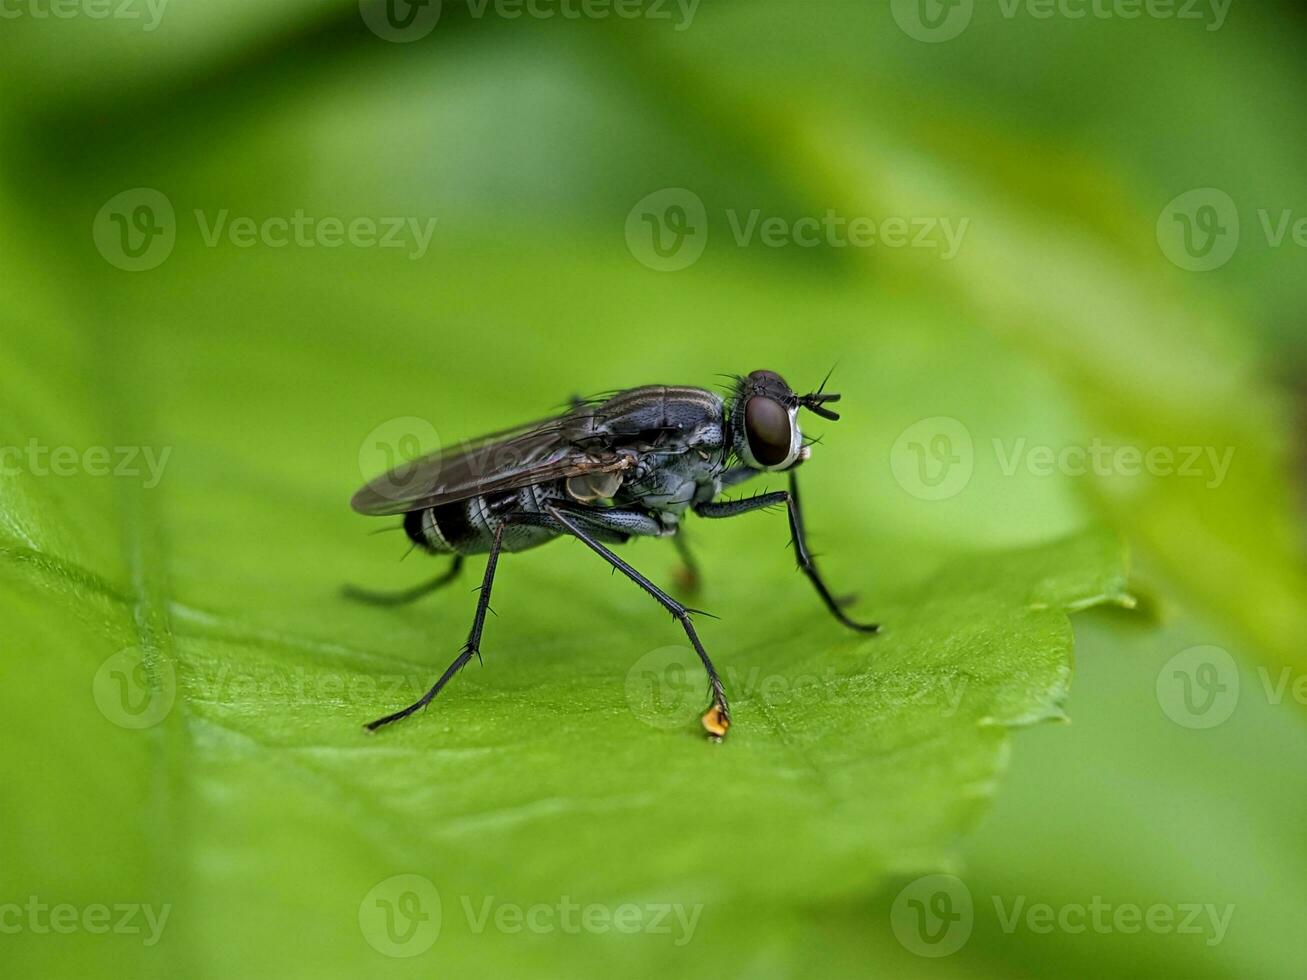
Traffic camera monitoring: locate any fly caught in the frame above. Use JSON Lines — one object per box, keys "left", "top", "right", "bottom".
{"left": 348, "top": 369, "right": 878, "bottom": 741}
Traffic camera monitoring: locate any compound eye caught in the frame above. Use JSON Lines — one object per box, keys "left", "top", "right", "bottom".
{"left": 744, "top": 396, "right": 793, "bottom": 467}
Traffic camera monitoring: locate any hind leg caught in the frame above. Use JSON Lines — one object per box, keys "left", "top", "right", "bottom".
{"left": 342, "top": 556, "right": 465, "bottom": 607}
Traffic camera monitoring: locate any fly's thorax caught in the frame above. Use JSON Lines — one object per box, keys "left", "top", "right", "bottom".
{"left": 618, "top": 441, "right": 726, "bottom": 518}
{"left": 577, "top": 385, "right": 726, "bottom": 450}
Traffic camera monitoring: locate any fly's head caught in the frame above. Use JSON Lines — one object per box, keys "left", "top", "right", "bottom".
{"left": 729, "top": 369, "right": 841, "bottom": 472}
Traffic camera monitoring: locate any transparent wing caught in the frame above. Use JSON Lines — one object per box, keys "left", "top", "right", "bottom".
{"left": 350, "top": 413, "right": 628, "bottom": 516}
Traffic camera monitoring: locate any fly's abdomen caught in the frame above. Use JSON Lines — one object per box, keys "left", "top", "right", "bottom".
{"left": 403, "top": 487, "right": 563, "bottom": 556}
{"left": 403, "top": 506, "right": 461, "bottom": 555}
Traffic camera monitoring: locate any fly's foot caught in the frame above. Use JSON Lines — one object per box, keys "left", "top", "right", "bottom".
{"left": 701, "top": 700, "right": 730, "bottom": 741}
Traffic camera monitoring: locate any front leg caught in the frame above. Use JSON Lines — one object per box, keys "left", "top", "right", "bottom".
{"left": 695, "top": 472, "right": 879, "bottom": 633}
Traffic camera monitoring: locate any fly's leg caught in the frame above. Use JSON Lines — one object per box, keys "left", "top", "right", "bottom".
{"left": 663, "top": 464, "right": 757, "bottom": 596}
{"left": 365, "top": 530, "right": 513, "bottom": 730}
{"left": 545, "top": 504, "right": 731, "bottom": 740}
{"left": 342, "top": 556, "right": 465, "bottom": 607}
{"left": 672, "top": 530, "right": 702, "bottom": 597}
{"left": 694, "top": 472, "right": 879, "bottom": 633}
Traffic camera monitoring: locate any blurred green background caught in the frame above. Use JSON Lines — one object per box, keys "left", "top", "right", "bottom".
{"left": 2, "top": 1, "right": 1305, "bottom": 977}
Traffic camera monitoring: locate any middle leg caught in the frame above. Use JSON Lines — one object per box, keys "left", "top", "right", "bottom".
{"left": 545, "top": 504, "right": 732, "bottom": 740}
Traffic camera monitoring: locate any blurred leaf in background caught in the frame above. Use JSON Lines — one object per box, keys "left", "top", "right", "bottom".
{"left": 0, "top": 1, "right": 1304, "bottom": 978}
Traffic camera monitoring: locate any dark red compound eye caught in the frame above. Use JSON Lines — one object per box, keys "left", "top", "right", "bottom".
{"left": 744, "top": 396, "right": 792, "bottom": 467}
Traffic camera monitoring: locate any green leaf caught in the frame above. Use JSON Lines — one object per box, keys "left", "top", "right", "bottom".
{"left": 11, "top": 6, "right": 1306, "bottom": 977}
{"left": 0, "top": 171, "right": 1126, "bottom": 980}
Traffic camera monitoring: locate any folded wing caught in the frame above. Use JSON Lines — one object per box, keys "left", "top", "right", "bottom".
{"left": 350, "top": 414, "right": 629, "bottom": 516}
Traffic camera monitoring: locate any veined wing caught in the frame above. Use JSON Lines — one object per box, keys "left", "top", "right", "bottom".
{"left": 350, "top": 414, "right": 629, "bottom": 516}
